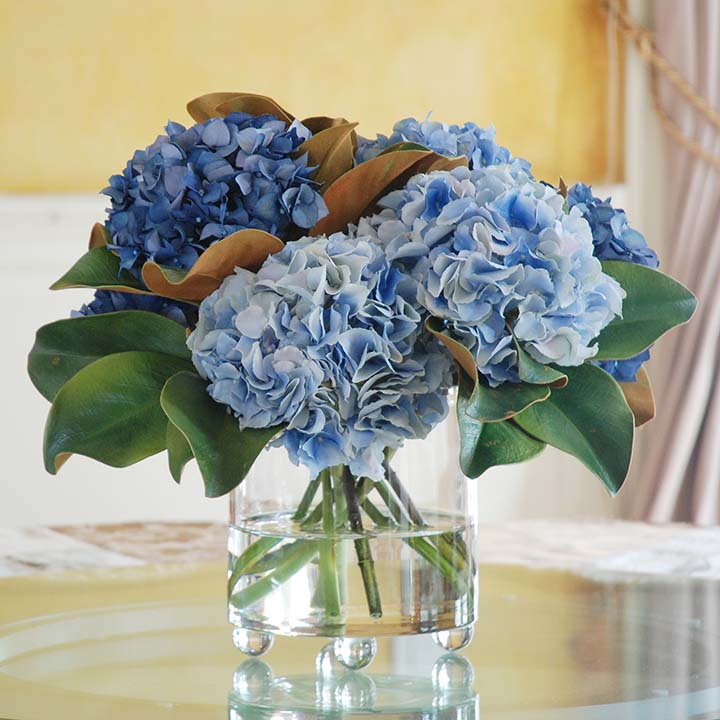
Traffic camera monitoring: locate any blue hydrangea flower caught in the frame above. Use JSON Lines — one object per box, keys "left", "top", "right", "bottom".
{"left": 356, "top": 116, "right": 531, "bottom": 173}
{"left": 188, "top": 233, "right": 453, "bottom": 479}
{"left": 596, "top": 349, "right": 650, "bottom": 383}
{"left": 73, "top": 290, "right": 195, "bottom": 327}
{"left": 358, "top": 166, "right": 625, "bottom": 386}
{"left": 568, "top": 183, "right": 658, "bottom": 382}
{"left": 567, "top": 183, "right": 659, "bottom": 268}
{"left": 103, "top": 113, "right": 328, "bottom": 275}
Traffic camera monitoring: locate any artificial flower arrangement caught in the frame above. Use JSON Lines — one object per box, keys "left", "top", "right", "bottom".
{"left": 28, "top": 92, "right": 695, "bottom": 653}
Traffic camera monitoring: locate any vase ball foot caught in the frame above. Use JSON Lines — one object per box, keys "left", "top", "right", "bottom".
{"left": 316, "top": 642, "right": 344, "bottom": 676}
{"left": 232, "top": 627, "right": 274, "bottom": 657}
{"left": 334, "top": 671, "right": 377, "bottom": 710}
{"left": 431, "top": 653, "right": 474, "bottom": 693}
{"left": 432, "top": 626, "right": 473, "bottom": 652}
{"left": 332, "top": 637, "right": 377, "bottom": 670}
{"left": 233, "top": 659, "right": 274, "bottom": 702}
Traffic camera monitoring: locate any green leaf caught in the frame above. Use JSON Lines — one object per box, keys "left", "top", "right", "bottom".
{"left": 50, "top": 248, "right": 149, "bottom": 294}
{"left": 457, "top": 376, "right": 545, "bottom": 478}
{"left": 513, "top": 337, "right": 568, "bottom": 387}
{"left": 167, "top": 421, "right": 194, "bottom": 483}
{"left": 514, "top": 363, "right": 634, "bottom": 495}
{"left": 43, "top": 351, "right": 193, "bottom": 474}
{"left": 595, "top": 261, "right": 697, "bottom": 360}
{"left": 28, "top": 311, "right": 192, "bottom": 401}
{"left": 459, "top": 368, "right": 550, "bottom": 422}
{"left": 160, "top": 372, "right": 283, "bottom": 497}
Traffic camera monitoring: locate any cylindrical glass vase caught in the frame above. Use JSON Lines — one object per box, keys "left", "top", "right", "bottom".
{"left": 227, "top": 407, "right": 477, "bottom": 660}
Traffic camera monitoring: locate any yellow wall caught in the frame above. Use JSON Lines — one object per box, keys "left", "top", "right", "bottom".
{"left": 0, "top": 0, "right": 621, "bottom": 193}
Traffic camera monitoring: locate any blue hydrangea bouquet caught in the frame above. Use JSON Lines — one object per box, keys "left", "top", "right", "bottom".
{"left": 28, "top": 92, "right": 695, "bottom": 630}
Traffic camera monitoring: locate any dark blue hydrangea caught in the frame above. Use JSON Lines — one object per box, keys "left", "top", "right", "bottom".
{"left": 596, "top": 349, "right": 651, "bottom": 383}
{"left": 355, "top": 116, "right": 531, "bottom": 173}
{"left": 73, "top": 290, "right": 196, "bottom": 327}
{"left": 568, "top": 183, "right": 659, "bottom": 382}
{"left": 567, "top": 184, "right": 659, "bottom": 268}
{"left": 103, "top": 113, "right": 328, "bottom": 275}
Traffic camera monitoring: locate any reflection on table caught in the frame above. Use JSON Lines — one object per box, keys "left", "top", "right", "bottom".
{"left": 1, "top": 556, "right": 720, "bottom": 718}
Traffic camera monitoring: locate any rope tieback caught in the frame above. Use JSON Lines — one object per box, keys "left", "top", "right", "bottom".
{"left": 603, "top": 0, "right": 720, "bottom": 170}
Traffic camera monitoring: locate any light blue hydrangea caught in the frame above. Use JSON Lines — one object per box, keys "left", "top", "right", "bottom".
{"left": 103, "top": 113, "right": 328, "bottom": 275}
{"left": 357, "top": 166, "right": 625, "bottom": 386}
{"left": 188, "top": 233, "right": 453, "bottom": 479}
{"left": 567, "top": 183, "right": 659, "bottom": 383}
{"left": 355, "top": 116, "right": 531, "bottom": 173}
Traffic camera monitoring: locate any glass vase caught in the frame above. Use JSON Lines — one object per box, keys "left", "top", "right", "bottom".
{"left": 227, "top": 406, "right": 478, "bottom": 668}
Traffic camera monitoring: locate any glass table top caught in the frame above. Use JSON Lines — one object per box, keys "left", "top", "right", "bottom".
{"left": 1, "top": 560, "right": 719, "bottom": 719}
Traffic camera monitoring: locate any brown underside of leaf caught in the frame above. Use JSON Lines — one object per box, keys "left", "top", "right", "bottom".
{"left": 214, "top": 94, "right": 294, "bottom": 124}
{"left": 619, "top": 366, "right": 656, "bottom": 427}
{"left": 186, "top": 92, "right": 246, "bottom": 123}
{"left": 142, "top": 229, "right": 284, "bottom": 301}
{"left": 559, "top": 177, "right": 568, "bottom": 198}
{"left": 302, "top": 116, "right": 358, "bottom": 151}
{"left": 311, "top": 149, "right": 465, "bottom": 235}
{"left": 296, "top": 122, "right": 358, "bottom": 188}
{"left": 425, "top": 318, "right": 478, "bottom": 382}
{"left": 416, "top": 154, "right": 468, "bottom": 173}
{"left": 54, "top": 452, "right": 72, "bottom": 472}
{"left": 89, "top": 222, "right": 109, "bottom": 250}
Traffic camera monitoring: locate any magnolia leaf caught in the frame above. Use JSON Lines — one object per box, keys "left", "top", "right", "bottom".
{"left": 311, "top": 149, "right": 452, "bottom": 235}
{"left": 378, "top": 143, "right": 468, "bottom": 172}
{"left": 379, "top": 141, "right": 432, "bottom": 154}
{"left": 619, "top": 366, "right": 656, "bottom": 427}
{"left": 302, "top": 116, "right": 358, "bottom": 152}
{"left": 514, "top": 363, "right": 634, "bottom": 495}
{"left": 296, "top": 122, "right": 358, "bottom": 187}
{"left": 89, "top": 222, "right": 110, "bottom": 249}
{"left": 457, "top": 383, "right": 545, "bottom": 478}
{"left": 160, "top": 371, "right": 283, "bottom": 497}
{"left": 458, "top": 366, "right": 550, "bottom": 423}
{"left": 43, "top": 352, "right": 193, "bottom": 474}
{"left": 142, "top": 229, "right": 284, "bottom": 301}
{"left": 425, "top": 317, "right": 478, "bottom": 381}
{"left": 167, "top": 421, "right": 194, "bottom": 483}
{"left": 595, "top": 261, "right": 697, "bottom": 360}
{"left": 513, "top": 336, "right": 568, "bottom": 387}
{"left": 28, "top": 311, "right": 192, "bottom": 402}
{"left": 215, "top": 93, "right": 294, "bottom": 124}
{"left": 186, "top": 92, "right": 248, "bottom": 123}
{"left": 414, "top": 153, "right": 468, "bottom": 173}
{"left": 50, "top": 248, "right": 149, "bottom": 294}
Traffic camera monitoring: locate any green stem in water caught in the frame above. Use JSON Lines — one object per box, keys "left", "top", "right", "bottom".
{"left": 319, "top": 469, "right": 342, "bottom": 619}
{"left": 228, "top": 536, "right": 283, "bottom": 596}
{"left": 372, "top": 476, "right": 469, "bottom": 591}
{"left": 383, "top": 460, "right": 470, "bottom": 575}
{"left": 230, "top": 472, "right": 321, "bottom": 596}
{"left": 293, "top": 474, "right": 322, "bottom": 521}
{"left": 230, "top": 539, "right": 319, "bottom": 609}
{"left": 361, "top": 496, "right": 393, "bottom": 527}
{"left": 342, "top": 466, "right": 382, "bottom": 618}
{"left": 406, "top": 536, "right": 469, "bottom": 593}
{"left": 301, "top": 474, "right": 375, "bottom": 530}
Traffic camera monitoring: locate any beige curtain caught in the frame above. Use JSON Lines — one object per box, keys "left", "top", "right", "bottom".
{"left": 634, "top": 0, "right": 720, "bottom": 523}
